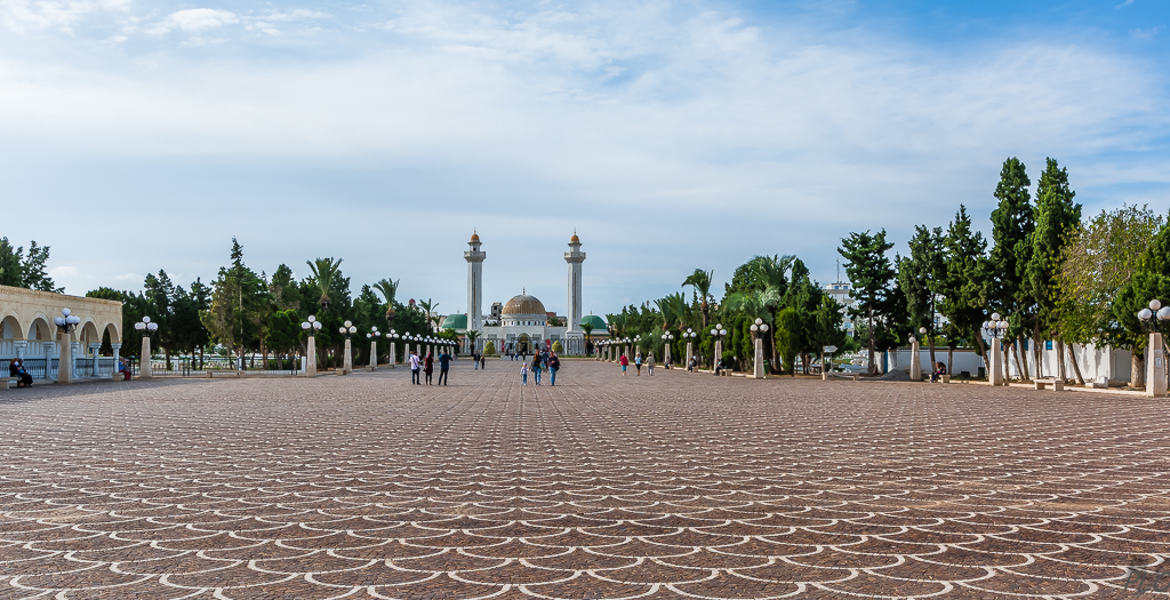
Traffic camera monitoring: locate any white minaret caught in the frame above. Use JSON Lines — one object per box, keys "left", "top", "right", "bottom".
{"left": 564, "top": 231, "right": 585, "bottom": 353}
{"left": 464, "top": 231, "right": 485, "bottom": 334}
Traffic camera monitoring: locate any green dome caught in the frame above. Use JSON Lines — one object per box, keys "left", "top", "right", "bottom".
{"left": 580, "top": 315, "right": 607, "bottom": 331}
{"left": 440, "top": 314, "right": 468, "bottom": 330}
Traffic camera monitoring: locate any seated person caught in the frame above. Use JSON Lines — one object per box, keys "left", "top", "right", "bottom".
{"left": 9, "top": 359, "right": 33, "bottom": 388}
{"left": 931, "top": 361, "right": 947, "bottom": 383}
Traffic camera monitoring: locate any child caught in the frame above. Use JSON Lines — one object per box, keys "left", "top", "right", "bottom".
{"left": 619, "top": 353, "right": 629, "bottom": 376}
{"left": 521, "top": 362, "right": 529, "bottom": 385}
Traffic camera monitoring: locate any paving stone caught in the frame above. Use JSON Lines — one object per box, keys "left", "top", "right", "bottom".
{"left": 0, "top": 362, "right": 1168, "bottom": 598}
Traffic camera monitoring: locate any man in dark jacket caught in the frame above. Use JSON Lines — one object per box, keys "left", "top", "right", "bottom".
{"left": 548, "top": 352, "right": 561, "bottom": 386}
{"left": 438, "top": 350, "right": 451, "bottom": 386}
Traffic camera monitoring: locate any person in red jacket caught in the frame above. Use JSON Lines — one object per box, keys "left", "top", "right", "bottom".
{"left": 619, "top": 353, "right": 629, "bottom": 376}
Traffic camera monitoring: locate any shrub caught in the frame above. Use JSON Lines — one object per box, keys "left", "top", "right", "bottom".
{"left": 483, "top": 341, "right": 496, "bottom": 355}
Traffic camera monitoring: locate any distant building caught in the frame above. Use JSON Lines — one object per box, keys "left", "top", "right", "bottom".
{"left": 824, "top": 280, "right": 856, "bottom": 337}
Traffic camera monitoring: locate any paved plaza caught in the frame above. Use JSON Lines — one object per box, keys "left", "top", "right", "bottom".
{"left": 1, "top": 361, "right": 1168, "bottom": 599}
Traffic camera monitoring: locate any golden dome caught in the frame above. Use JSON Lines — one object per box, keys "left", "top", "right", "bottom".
{"left": 570, "top": 232, "right": 580, "bottom": 243}
{"left": 502, "top": 293, "right": 546, "bottom": 316}
{"left": 470, "top": 231, "right": 480, "bottom": 242}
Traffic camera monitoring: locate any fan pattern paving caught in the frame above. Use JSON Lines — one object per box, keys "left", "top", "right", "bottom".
{"left": 1, "top": 362, "right": 1169, "bottom": 599}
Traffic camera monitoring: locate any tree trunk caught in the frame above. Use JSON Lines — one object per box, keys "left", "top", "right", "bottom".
{"left": 947, "top": 346, "right": 954, "bottom": 377}
{"left": 1011, "top": 340, "right": 1024, "bottom": 381}
{"left": 1131, "top": 352, "right": 1145, "bottom": 389}
{"left": 1067, "top": 343, "right": 1085, "bottom": 385}
{"left": 867, "top": 311, "right": 877, "bottom": 375}
{"left": 1018, "top": 337, "right": 1031, "bottom": 380}
{"left": 1009, "top": 343, "right": 1021, "bottom": 381}
{"left": 1055, "top": 340, "right": 1067, "bottom": 381}
{"left": 1003, "top": 343, "right": 1010, "bottom": 381}
{"left": 928, "top": 339, "right": 936, "bottom": 372}
{"left": 1033, "top": 325, "right": 1044, "bottom": 379}
{"left": 975, "top": 334, "right": 988, "bottom": 372}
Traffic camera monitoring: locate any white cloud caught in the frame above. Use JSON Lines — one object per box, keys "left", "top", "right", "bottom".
{"left": 0, "top": 1, "right": 1167, "bottom": 306}
{"left": 148, "top": 8, "right": 238, "bottom": 35}
{"left": 0, "top": 0, "right": 129, "bottom": 34}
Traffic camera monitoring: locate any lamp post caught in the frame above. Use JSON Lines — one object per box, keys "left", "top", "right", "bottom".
{"left": 982, "top": 312, "right": 1009, "bottom": 386}
{"left": 1138, "top": 299, "right": 1170, "bottom": 397}
{"left": 53, "top": 308, "right": 82, "bottom": 384}
{"left": 633, "top": 335, "right": 641, "bottom": 358}
{"left": 339, "top": 320, "right": 357, "bottom": 374}
{"left": 366, "top": 326, "right": 380, "bottom": 371}
{"left": 300, "top": 315, "right": 323, "bottom": 376}
{"left": 909, "top": 326, "right": 925, "bottom": 381}
{"left": 385, "top": 330, "right": 399, "bottom": 367}
{"left": 661, "top": 332, "right": 674, "bottom": 368}
{"left": 683, "top": 328, "right": 697, "bottom": 371}
{"left": 750, "top": 318, "right": 770, "bottom": 379}
{"left": 132, "top": 316, "right": 159, "bottom": 379}
{"left": 709, "top": 323, "right": 728, "bottom": 375}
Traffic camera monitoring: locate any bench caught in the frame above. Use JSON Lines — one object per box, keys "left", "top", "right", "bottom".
{"left": 940, "top": 374, "right": 951, "bottom": 384}
{"left": 1034, "top": 378, "right": 1064, "bottom": 391}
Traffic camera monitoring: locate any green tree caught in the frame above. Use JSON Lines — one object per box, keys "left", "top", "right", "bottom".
{"left": 265, "top": 309, "right": 301, "bottom": 364}
{"left": 306, "top": 257, "right": 343, "bottom": 312}
{"left": 682, "top": 268, "right": 715, "bottom": 327}
{"left": 898, "top": 225, "right": 946, "bottom": 366}
{"left": 938, "top": 205, "right": 991, "bottom": 372}
{"left": 838, "top": 229, "right": 897, "bottom": 375}
{"left": 373, "top": 278, "right": 400, "bottom": 326}
{"left": 268, "top": 264, "right": 300, "bottom": 311}
{"left": 202, "top": 239, "right": 269, "bottom": 364}
{"left": 1026, "top": 157, "right": 1082, "bottom": 380}
{"left": 0, "top": 238, "right": 62, "bottom": 292}
{"left": 1056, "top": 206, "right": 1163, "bottom": 387}
{"left": 989, "top": 157, "right": 1035, "bottom": 378}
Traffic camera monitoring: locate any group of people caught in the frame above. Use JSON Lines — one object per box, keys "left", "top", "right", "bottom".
{"left": 520, "top": 349, "right": 561, "bottom": 385}
{"left": 7, "top": 359, "right": 33, "bottom": 388}
{"left": 618, "top": 352, "right": 656, "bottom": 376}
{"left": 408, "top": 348, "right": 453, "bottom": 386}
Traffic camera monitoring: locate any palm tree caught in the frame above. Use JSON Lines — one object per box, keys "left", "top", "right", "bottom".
{"left": 581, "top": 322, "right": 594, "bottom": 355}
{"left": 655, "top": 292, "right": 687, "bottom": 331}
{"left": 306, "top": 257, "right": 343, "bottom": 312}
{"left": 418, "top": 298, "right": 439, "bottom": 331}
{"left": 373, "top": 278, "right": 399, "bottom": 325}
{"left": 683, "top": 268, "right": 715, "bottom": 327}
{"left": 466, "top": 330, "right": 480, "bottom": 355}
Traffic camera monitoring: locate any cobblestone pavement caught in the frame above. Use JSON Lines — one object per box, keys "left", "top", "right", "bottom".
{"left": 1, "top": 360, "right": 1168, "bottom": 599}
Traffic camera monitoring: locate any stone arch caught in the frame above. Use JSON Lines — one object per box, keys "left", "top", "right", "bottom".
{"left": 27, "top": 316, "right": 52, "bottom": 341}
{"left": 1, "top": 315, "right": 22, "bottom": 340}
{"left": 100, "top": 323, "right": 120, "bottom": 356}
{"left": 79, "top": 321, "right": 101, "bottom": 350}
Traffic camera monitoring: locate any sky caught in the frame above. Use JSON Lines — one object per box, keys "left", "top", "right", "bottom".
{"left": 2, "top": 0, "right": 1168, "bottom": 319}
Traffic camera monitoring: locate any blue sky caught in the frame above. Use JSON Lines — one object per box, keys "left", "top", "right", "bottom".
{"left": 1, "top": 0, "right": 1167, "bottom": 318}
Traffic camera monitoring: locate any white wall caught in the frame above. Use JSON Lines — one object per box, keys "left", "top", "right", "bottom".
{"left": 887, "top": 341, "right": 1133, "bottom": 384}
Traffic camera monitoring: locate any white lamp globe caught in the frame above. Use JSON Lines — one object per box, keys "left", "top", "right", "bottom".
{"left": 307, "top": 315, "right": 316, "bottom": 323}
{"left": 1158, "top": 307, "right": 1170, "bottom": 321}
{"left": 56, "top": 317, "right": 66, "bottom": 327}
{"left": 62, "top": 308, "right": 71, "bottom": 317}
{"left": 761, "top": 324, "right": 769, "bottom": 332}
{"left": 134, "top": 321, "right": 145, "bottom": 330}
{"left": 147, "top": 322, "right": 158, "bottom": 331}
{"left": 339, "top": 327, "right": 346, "bottom": 334}
{"left": 919, "top": 326, "right": 927, "bottom": 335}
{"left": 750, "top": 324, "right": 759, "bottom": 332}
{"left": 1139, "top": 308, "right": 1154, "bottom": 321}
{"left": 344, "top": 320, "right": 353, "bottom": 328}
{"left": 991, "top": 312, "right": 1001, "bottom": 321}
{"left": 301, "top": 322, "right": 310, "bottom": 330}
{"left": 313, "top": 321, "right": 322, "bottom": 330}
{"left": 720, "top": 329, "right": 728, "bottom": 336}
{"left": 1151, "top": 299, "right": 1163, "bottom": 311}
{"left": 754, "top": 318, "right": 763, "bottom": 326}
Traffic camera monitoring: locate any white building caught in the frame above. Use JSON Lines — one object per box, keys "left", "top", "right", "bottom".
{"left": 441, "top": 232, "right": 607, "bottom": 355}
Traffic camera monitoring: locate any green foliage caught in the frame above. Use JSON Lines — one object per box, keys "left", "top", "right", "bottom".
{"left": 682, "top": 268, "right": 714, "bottom": 326}
{"left": 551, "top": 340, "right": 563, "bottom": 353}
{"left": 937, "top": 205, "right": 990, "bottom": 351}
{"left": 989, "top": 157, "right": 1034, "bottom": 320}
{"left": 483, "top": 340, "right": 496, "bottom": 355}
{"left": 1027, "top": 158, "right": 1081, "bottom": 335}
{"left": 774, "top": 307, "right": 800, "bottom": 375}
{"left": 838, "top": 229, "right": 898, "bottom": 373}
{"left": 0, "top": 238, "right": 62, "bottom": 292}
{"left": 265, "top": 310, "right": 301, "bottom": 356}
{"left": 201, "top": 239, "right": 270, "bottom": 358}
{"left": 306, "top": 257, "right": 343, "bottom": 311}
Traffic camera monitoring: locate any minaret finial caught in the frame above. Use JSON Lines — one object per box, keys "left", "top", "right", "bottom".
{"left": 522, "top": 287, "right": 526, "bottom": 295}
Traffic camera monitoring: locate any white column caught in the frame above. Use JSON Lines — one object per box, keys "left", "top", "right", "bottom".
{"left": 57, "top": 331, "right": 73, "bottom": 384}
{"left": 89, "top": 343, "right": 101, "bottom": 377}
{"left": 988, "top": 338, "right": 1004, "bottom": 386}
{"left": 564, "top": 234, "right": 585, "bottom": 336}
{"left": 306, "top": 336, "right": 317, "bottom": 377}
{"left": 685, "top": 341, "right": 693, "bottom": 370}
{"left": 140, "top": 335, "right": 153, "bottom": 379}
{"left": 465, "top": 233, "right": 486, "bottom": 333}
{"left": 388, "top": 341, "right": 396, "bottom": 368}
{"left": 664, "top": 342, "right": 671, "bottom": 367}
{"left": 110, "top": 343, "right": 121, "bottom": 378}
{"left": 343, "top": 338, "right": 353, "bottom": 375}
{"left": 14, "top": 340, "right": 27, "bottom": 360}
{"left": 753, "top": 337, "right": 765, "bottom": 379}
{"left": 1147, "top": 332, "right": 1166, "bottom": 397}
{"left": 714, "top": 339, "right": 722, "bottom": 373}
{"left": 910, "top": 339, "right": 921, "bottom": 381}
{"left": 369, "top": 341, "right": 377, "bottom": 370}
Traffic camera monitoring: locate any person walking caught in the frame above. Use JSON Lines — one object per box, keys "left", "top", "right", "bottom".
{"left": 409, "top": 350, "right": 421, "bottom": 385}
{"left": 424, "top": 352, "right": 434, "bottom": 385}
{"left": 480, "top": 354, "right": 486, "bottom": 370}
{"left": 646, "top": 352, "right": 655, "bottom": 376}
{"left": 619, "top": 353, "right": 629, "bottom": 376}
{"left": 548, "top": 351, "right": 561, "bottom": 386}
{"left": 473, "top": 352, "right": 479, "bottom": 370}
{"left": 634, "top": 352, "right": 643, "bottom": 376}
{"left": 520, "top": 362, "right": 528, "bottom": 385}
{"left": 532, "top": 353, "right": 543, "bottom": 385}
{"left": 438, "top": 349, "right": 451, "bottom": 386}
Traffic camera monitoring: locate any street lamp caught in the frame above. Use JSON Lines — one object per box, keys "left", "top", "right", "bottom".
{"left": 366, "top": 326, "right": 381, "bottom": 370}
{"left": 385, "top": 329, "right": 399, "bottom": 367}
{"left": 300, "top": 315, "right": 323, "bottom": 376}
{"left": 710, "top": 323, "right": 728, "bottom": 374}
{"left": 683, "top": 328, "right": 697, "bottom": 371}
{"left": 132, "top": 316, "right": 159, "bottom": 379}
{"left": 1138, "top": 299, "right": 1170, "bottom": 397}
{"left": 661, "top": 332, "right": 675, "bottom": 368}
{"left": 750, "top": 317, "right": 770, "bottom": 378}
{"left": 983, "top": 312, "right": 1009, "bottom": 386}
{"left": 53, "top": 308, "right": 83, "bottom": 383}
{"left": 339, "top": 320, "right": 357, "bottom": 374}
{"left": 908, "top": 325, "right": 927, "bottom": 381}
